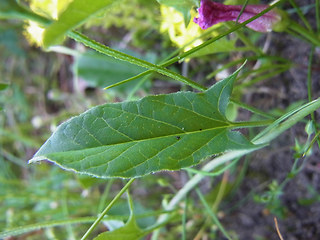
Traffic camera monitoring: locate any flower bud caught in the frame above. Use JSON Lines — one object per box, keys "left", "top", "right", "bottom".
{"left": 194, "top": 0, "right": 283, "bottom": 32}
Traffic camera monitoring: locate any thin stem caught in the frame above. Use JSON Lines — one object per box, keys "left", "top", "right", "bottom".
{"left": 288, "top": 21, "right": 320, "bottom": 46}
{"left": 253, "top": 98, "right": 320, "bottom": 144}
{"left": 153, "top": 99, "right": 320, "bottom": 239}
{"left": 206, "top": 55, "right": 289, "bottom": 80}
{"left": 230, "top": 98, "right": 276, "bottom": 119}
{"left": 107, "top": 0, "right": 286, "bottom": 90}
{"left": 184, "top": 158, "right": 240, "bottom": 177}
{"left": 231, "top": 119, "right": 274, "bottom": 128}
{"left": 235, "top": 65, "right": 291, "bottom": 89}
{"left": 97, "top": 180, "right": 114, "bottom": 213}
{"left": 170, "top": 1, "right": 285, "bottom": 65}
{"left": 307, "top": 46, "right": 320, "bottom": 148}
{"left": 68, "top": 31, "right": 206, "bottom": 91}
{"left": 225, "top": 22, "right": 263, "bottom": 55}
{"left": 307, "top": 46, "right": 315, "bottom": 103}
{"left": 80, "top": 178, "right": 135, "bottom": 240}
{"left": 212, "top": 171, "right": 229, "bottom": 212}
{"left": 195, "top": 187, "right": 233, "bottom": 240}
{"left": 316, "top": 0, "right": 320, "bottom": 33}
{"left": 236, "top": 0, "right": 250, "bottom": 23}
{"left": 288, "top": 0, "right": 313, "bottom": 32}
{"left": 182, "top": 197, "right": 188, "bottom": 240}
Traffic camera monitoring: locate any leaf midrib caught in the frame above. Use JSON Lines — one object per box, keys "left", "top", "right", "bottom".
{"left": 42, "top": 124, "right": 233, "bottom": 156}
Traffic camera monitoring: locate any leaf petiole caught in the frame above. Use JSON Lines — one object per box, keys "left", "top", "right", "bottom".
{"left": 80, "top": 178, "right": 135, "bottom": 240}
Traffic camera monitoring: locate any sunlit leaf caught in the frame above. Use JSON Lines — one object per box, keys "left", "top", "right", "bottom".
{"left": 30, "top": 68, "right": 257, "bottom": 178}
{"left": 43, "top": 0, "right": 119, "bottom": 48}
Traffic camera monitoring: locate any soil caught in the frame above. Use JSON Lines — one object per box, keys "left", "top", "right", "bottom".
{"left": 217, "top": 1, "right": 320, "bottom": 239}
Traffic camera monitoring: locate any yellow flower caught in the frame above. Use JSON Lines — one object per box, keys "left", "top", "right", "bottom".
{"left": 24, "top": 0, "right": 72, "bottom": 46}
{"left": 160, "top": 5, "right": 203, "bottom": 52}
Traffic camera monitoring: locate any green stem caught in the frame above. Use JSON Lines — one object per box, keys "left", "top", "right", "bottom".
{"left": 307, "top": 46, "right": 315, "bottom": 103}
{"left": 153, "top": 99, "right": 320, "bottom": 239}
{"left": 235, "top": 65, "right": 291, "bottom": 90}
{"left": 307, "top": 46, "right": 320, "bottom": 148}
{"left": 231, "top": 120, "right": 274, "bottom": 128}
{"left": 253, "top": 98, "right": 320, "bottom": 144}
{"left": 80, "top": 178, "right": 135, "bottom": 240}
{"left": 68, "top": 31, "right": 205, "bottom": 91}
{"left": 195, "top": 187, "right": 233, "bottom": 240}
{"left": 184, "top": 158, "right": 240, "bottom": 177}
{"left": 288, "top": 0, "right": 313, "bottom": 32}
{"left": 164, "top": 0, "right": 285, "bottom": 66}
{"left": 317, "top": 0, "right": 320, "bottom": 33}
{"left": 288, "top": 21, "right": 320, "bottom": 46}
{"left": 97, "top": 180, "right": 114, "bottom": 213}
{"left": 225, "top": 22, "right": 263, "bottom": 55}
{"left": 230, "top": 98, "right": 276, "bottom": 119}
{"left": 206, "top": 55, "right": 289, "bottom": 80}
{"left": 107, "top": 0, "right": 286, "bottom": 90}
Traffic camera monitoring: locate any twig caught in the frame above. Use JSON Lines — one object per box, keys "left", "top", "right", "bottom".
{"left": 274, "top": 217, "right": 284, "bottom": 240}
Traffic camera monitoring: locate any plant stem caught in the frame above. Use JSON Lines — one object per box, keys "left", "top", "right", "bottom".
{"left": 80, "top": 178, "right": 135, "bottom": 240}
{"left": 288, "top": 0, "right": 313, "bottom": 32}
{"left": 288, "top": 21, "right": 320, "bottom": 46}
{"left": 230, "top": 98, "right": 275, "bottom": 119}
{"left": 316, "top": 0, "right": 320, "bottom": 33}
{"left": 68, "top": 31, "right": 206, "bottom": 91}
{"left": 152, "top": 98, "right": 320, "bottom": 239}
{"left": 253, "top": 98, "right": 320, "bottom": 144}
{"left": 195, "top": 187, "right": 233, "bottom": 240}
{"left": 106, "top": 0, "right": 286, "bottom": 90}
{"left": 232, "top": 120, "right": 274, "bottom": 128}
{"left": 307, "top": 46, "right": 320, "bottom": 148}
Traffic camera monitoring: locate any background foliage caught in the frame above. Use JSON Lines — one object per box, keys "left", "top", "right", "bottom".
{"left": 1, "top": 0, "right": 320, "bottom": 239}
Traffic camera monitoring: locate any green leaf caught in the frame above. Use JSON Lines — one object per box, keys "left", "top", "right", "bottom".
{"left": 93, "top": 215, "right": 145, "bottom": 240}
{"left": 30, "top": 68, "right": 257, "bottom": 178}
{"left": 0, "top": 83, "right": 9, "bottom": 91}
{"left": 43, "top": 0, "right": 119, "bottom": 48}
{"left": 93, "top": 193, "right": 148, "bottom": 240}
{"left": 75, "top": 50, "right": 156, "bottom": 91}
{"left": 157, "top": 0, "right": 198, "bottom": 24}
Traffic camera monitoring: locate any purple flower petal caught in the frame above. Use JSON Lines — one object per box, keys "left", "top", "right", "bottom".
{"left": 194, "top": 0, "right": 281, "bottom": 32}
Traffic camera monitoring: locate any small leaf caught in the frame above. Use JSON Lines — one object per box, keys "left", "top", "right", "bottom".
{"left": 30, "top": 68, "right": 257, "bottom": 178}
{"left": 43, "top": 0, "right": 119, "bottom": 48}
{"left": 93, "top": 216, "right": 145, "bottom": 240}
{"left": 75, "top": 50, "right": 155, "bottom": 91}
{"left": 0, "top": 83, "right": 9, "bottom": 91}
{"left": 93, "top": 193, "right": 147, "bottom": 240}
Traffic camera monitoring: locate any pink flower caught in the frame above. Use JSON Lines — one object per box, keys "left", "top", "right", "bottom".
{"left": 194, "top": 0, "right": 281, "bottom": 32}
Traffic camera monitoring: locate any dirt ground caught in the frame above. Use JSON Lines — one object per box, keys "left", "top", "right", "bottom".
{"left": 218, "top": 1, "right": 320, "bottom": 239}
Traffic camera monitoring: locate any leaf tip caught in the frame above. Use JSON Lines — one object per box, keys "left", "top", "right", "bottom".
{"left": 28, "top": 156, "right": 46, "bottom": 164}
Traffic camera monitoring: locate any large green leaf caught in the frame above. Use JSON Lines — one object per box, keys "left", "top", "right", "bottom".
{"left": 43, "top": 0, "right": 119, "bottom": 48}
{"left": 30, "top": 69, "right": 257, "bottom": 178}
